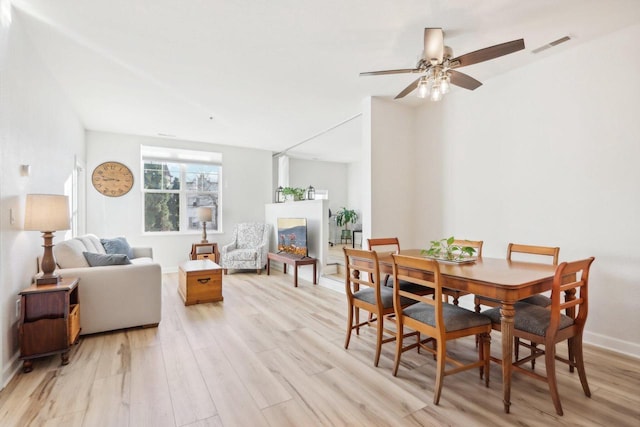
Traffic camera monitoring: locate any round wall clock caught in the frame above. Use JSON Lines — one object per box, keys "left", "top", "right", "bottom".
{"left": 91, "top": 161, "right": 134, "bottom": 197}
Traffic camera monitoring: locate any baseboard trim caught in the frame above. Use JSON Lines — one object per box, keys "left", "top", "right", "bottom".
{"left": 584, "top": 331, "right": 640, "bottom": 359}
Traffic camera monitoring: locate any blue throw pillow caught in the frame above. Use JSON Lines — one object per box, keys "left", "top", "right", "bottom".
{"left": 83, "top": 252, "right": 131, "bottom": 267}
{"left": 101, "top": 237, "right": 134, "bottom": 259}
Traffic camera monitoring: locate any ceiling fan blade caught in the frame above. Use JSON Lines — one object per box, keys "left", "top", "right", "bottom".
{"left": 448, "top": 70, "right": 482, "bottom": 90}
{"left": 451, "top": 39, "right": 525, "bottom": 68}
{"left": 360, "top": 68, "right": 420, "bottom": 76}
{"left": 394, "top": 77, "right": 422, "bottom": 99}
{"left": 423, "top": 28, "right": 444, "bottom": 64}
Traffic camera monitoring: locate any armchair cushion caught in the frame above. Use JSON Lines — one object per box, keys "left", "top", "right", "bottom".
{"left": 224, "top": 249, "right": 258, "bottom": 262}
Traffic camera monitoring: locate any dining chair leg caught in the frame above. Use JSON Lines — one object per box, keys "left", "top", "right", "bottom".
{"left": 483, "top": 333, "right": 491, "bottom": 387}
{"left": 392, "top": 322, "right": 403, "bottom": 376}
{"left": 374, "top": 315, "right": 384, "bottom": 367}
{"left": 573, "top": 333, "right": 591, "bottom": 397}
{"left": 344, "top": 303, "right": 354, "bottom": 349}
{"left": 568, "top": 338, "right": 575, "bottom": 373}
{"left": 355, "top": 307, "right": 360, "bottom": 335}
{"left": 433, "top": 340, "right": 446, "bottom": 405}
{"left": 545, "top": 344, "right": 563, "bottom": 416}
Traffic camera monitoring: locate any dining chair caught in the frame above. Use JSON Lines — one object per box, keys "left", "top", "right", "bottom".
{"left": 367, "top": 237, "right": 434, "bottom": 294}
{"left": 343, "top": 248, "right": 419, "bottom": 367}
{"left": 367, "top": 237, "right": 402, "bottom": 286}
{"left": 482, "top": 257, "right": 595, "bottom": 416}
{"left": 391, "top": 254, "right": 492, "bottom": 405}
{"left": 474, "top": 243, "right": 560, "bottom": 365}
{"left": 442, "top": 239, "right": 483, "bottom": 305}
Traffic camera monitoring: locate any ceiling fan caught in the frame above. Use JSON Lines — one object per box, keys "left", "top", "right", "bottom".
{"left": 360, "top": 28, "right": 525, "bottom": 101}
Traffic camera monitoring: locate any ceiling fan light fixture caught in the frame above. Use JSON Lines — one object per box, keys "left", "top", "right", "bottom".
{"left": 430, "top": 84, "right": 442, "bottom": 102}
{"left": 440, "top": 73, "right": 451, "bottom": 94}
{"left": 417, "top": 78, "right": 430, "bottom": 98}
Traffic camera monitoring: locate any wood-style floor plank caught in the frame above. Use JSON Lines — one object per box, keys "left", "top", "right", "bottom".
{"left": 0, "top": 270, "right": 638, "bottom": 426}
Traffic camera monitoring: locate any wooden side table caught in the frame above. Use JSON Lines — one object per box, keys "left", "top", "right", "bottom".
{"left": 267, "top": 252, "right": 317, "bottom": 287}
{"left": 190, "top": 243, "right": 220, "bottom": 264}
{"left": 178, "top": 259, "right": 223, "bottom": 305}
{"left": 19, "top": 277, "right": 81, "bottom": 373}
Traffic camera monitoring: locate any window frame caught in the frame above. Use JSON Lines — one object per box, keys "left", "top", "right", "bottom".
{"left": 141, "top": 146, "right": 223, "bottom": 235}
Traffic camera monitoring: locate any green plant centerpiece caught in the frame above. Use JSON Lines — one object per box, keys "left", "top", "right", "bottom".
{"left": 421, "top": 236, "right": 477, "bottom": 261}
{"left": 335, "top": 207, "right": 358, "bottom": 241}
{"left": 281, "top": 186, "right": 306, "bottom": 201}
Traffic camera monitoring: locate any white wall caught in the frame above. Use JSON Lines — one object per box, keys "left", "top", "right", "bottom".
{"left": 366, "top": 98, "right": 429, "bottom": 249}
{"left": 86, "top": 131, "right": 273, "bottom": 271}
{"left": 346, "top": 160, "right": 363, "bottom": 215}
{"left": 288, "top": 157, "right": 348, "bottom": 214}
{"left": 411, "top": 24, "right": 640, "bottom": 357}
{"left": 0, "top": 5, "right": 85, "bottom": 385}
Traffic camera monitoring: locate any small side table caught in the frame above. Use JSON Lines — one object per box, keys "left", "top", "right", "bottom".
{"left": 19, "top": 277, "right": 81, "bottom": 373}
{"left": 190, "top": 243, "right": 219, "bottom": 264}
{"left": 267, "top": 252, "right": 317, "bottom": 287}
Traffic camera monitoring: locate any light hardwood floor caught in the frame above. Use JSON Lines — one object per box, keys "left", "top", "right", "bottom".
{"left": 0, "top": 271, "right": 638, "bottom": 426}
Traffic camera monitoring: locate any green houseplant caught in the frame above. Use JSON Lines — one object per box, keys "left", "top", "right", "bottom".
{"left": 421, "top": 236, "right": 477, "bottom": 261}
{"left": 335, "top": 207, "right": 359, "bottom": 241}
{"left": 281, "top": 187, "right": 306, "bottom": 201}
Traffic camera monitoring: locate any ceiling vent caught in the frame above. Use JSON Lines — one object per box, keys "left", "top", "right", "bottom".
{"left": 531, "top": 36, "right": 571, "bottom": 54}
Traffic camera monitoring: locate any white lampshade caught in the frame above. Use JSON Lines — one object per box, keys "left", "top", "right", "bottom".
{"left": 197, "top": 206, "right": 213, "bottom": 222}
{"left": 24, "top": 194, "right": 70, "bottom": 231}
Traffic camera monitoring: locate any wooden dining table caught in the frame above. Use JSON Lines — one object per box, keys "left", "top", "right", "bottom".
{"left": 360, "top": 249, "right": 558, "bottom": 413}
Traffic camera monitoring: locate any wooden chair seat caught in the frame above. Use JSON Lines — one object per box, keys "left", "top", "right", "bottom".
{"left": 353, "top": 286, "right": 417, "bottom": 308}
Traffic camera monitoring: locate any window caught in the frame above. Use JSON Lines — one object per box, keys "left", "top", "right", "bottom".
{"left": 141, "top": 146, "right": 222, "bottom": 233}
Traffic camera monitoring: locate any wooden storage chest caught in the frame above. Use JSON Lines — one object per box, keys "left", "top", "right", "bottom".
{"left": 178, "top": 259, "right": 223, "bottom": 305}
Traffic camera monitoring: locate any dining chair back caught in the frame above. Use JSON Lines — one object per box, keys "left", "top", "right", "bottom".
{"left": 442, "top": 239, "right": 484, "bottom": 305}
{"left": 391, "top": 254, "right": 492, "bottom": 405}
{"left": 482, "top": 257, "right": 595, "bottom": 415}
{"left": 508, "top": 243, "right": 559, "bottom": 265}
{"left": 453, "top": 239, "right": 484, "bottom": 257}
{"left": 343, "top": 247, "right": 418, "bottom": 366}
{"left": 476, "top": 243, "right": 560, "bottom": 311}
{"left": 367, "top": 237, "right": 401, "bottom": 286}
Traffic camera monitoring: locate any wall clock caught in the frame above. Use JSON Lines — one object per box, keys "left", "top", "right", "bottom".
{"left": 91, "top": 161, "right": 134, "bottom": 197}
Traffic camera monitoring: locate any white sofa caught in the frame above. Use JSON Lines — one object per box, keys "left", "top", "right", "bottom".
{"left": 53, "top": 234, "right": 162, "bottom": 335}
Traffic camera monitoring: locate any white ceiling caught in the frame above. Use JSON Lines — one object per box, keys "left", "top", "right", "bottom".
{"left": 11, "top": 0, "right": 640, "bottom": 162}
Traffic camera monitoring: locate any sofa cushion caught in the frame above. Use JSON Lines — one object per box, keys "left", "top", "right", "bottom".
{"left": 78, "top": 234, "right": 106, "bottom": 254}
{"left": 55, "top": 239, "right": 91, "bottom": 268}
{"left": 131, "top": 257, "right": 154, "bottom": 265}
{"left": 101, "top": 237, "right": 134, "bottom": 258}
{"left": 83, "top": 252, "right": 132, "bottom": 267}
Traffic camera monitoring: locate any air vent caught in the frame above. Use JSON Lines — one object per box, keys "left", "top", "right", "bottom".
{"left": 531, "top": 36, "right": 571, "bottom": 54}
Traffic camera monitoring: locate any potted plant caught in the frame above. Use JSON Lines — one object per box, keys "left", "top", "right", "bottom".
{"left": 281, "top": 187, "right": 306, "bottom": 201}
{"left": 421, "top": 236, "right": 477, "bottom": 261}
{"left": 335, "top": 207, "right": 358, "bottom": 242}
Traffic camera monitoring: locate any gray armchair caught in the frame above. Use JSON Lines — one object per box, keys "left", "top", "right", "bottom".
{"left": 221, "top": 222, "right": 271, "bottom": 274}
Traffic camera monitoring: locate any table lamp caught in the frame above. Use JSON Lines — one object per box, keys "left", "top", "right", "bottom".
{"left": 24, "top": 194, "right": 70, "bottom": 285}
{"left": 197, "top": 206, "right": 213, "bottom": 243}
